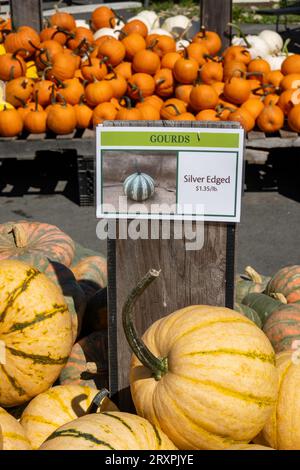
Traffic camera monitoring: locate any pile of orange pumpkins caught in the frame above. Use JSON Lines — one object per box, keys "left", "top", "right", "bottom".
{"left": 0, "top": 5, "right": 300, "bottom": 137}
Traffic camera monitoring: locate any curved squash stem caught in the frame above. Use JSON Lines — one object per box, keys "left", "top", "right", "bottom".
{"left": 270, "top": 293, "right": 288, "bottom": 304}
{"left": 86, "top": 388, "right": 110, "bottom": 415}
{"left": 122, "top": 269, "right": 168, "bottom": 381}
{"left": 245, "top": 266, "right": 262, "bottom": 284}
{"left": 228, "top": 22, "right": 251, "bottom": 49}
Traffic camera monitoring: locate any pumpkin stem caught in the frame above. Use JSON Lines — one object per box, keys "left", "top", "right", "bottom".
{"left": 119, "top": 95, "right": 133, "bottom": 109}
{"left": 200, "top": 25, "right": 206, "bottom": 38}
{"left": 34, "top": 90, "right": 39, "bottom": 112}
{"left": 56, "top": 92, "right": 67, "bottom": 107}
{"left": 12, "top": 48, "right": 30, "bottom": 59}
{"left": 147, "top": 39, "right": 159, "bottom": 51}
{"left": 164, "top": 103, "right": 180, "bottom": 116}
{"left": 86, "top": 388, "right": 110, "bottom": 415}
{"left": 9, "top": 66, "right": 15, "bottom": 81}
{"left": 28, "top": 40, "right": 40, "bottom": 52}
{"left": 228, "top": 23, "right": 251, "bottom": 49}
{"left": 122, "top": 269, "right": 168, "bottom": 381}
{"left": 8, "top": 224, "right": 28, "bottom": 248}
{"left": 270, "top": 293, "right": 288, "bottom": 304}
{"left": 13, "top": 95, "right": 26, "bottom": 107}
{"left": 282, "top": 38, "right": 291, "bottom": 56}
{"left": 50, "top": 84, "right": 57, "bottom": 105}
{"left": 244, "top": 266, "right": 262, "bottom": 284}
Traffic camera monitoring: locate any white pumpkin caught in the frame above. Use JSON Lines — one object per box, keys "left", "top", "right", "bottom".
{"left": 149, "top": 28, "right": 173, "bottom": 38}
{"left": 232, "top": 35, "right": 270, "bottom": 59}
{"left": 265, "top": 54, "right": 287, "bottom": 71}
{"left": 176, "top": 39, "right": 190, "bottom": 51}
{"left": 162, "top": 15, "right": 191, "bottom": 33}
{"left": 123, "top": 172, "right": 155, "bottom": 202}
{"left": 93, "top": 28, "right": 119, "bottom": 41}
{"left": 137, "top": 11, "right": 160, "bottom": 29}
{"left": 75, "top": 20, "right": 90, "bottom": 30}
{"left": 259, "top": 30, "right": 283, "bottom": 55}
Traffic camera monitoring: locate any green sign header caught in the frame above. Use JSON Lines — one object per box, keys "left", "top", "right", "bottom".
{"left": 101, "top": 131, "right": 240, "bottom": 148}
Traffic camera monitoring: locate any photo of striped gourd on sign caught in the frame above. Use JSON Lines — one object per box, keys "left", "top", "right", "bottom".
{"left": 123, "top": 172, "right": 155, "bottom": 202}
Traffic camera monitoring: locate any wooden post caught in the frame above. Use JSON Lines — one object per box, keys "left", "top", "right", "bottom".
{"left": 10, "top": 0, "right": 43, "bottom": 31}
{"left": 105, "top": 121, "right": 240, "bottom": 411}
{"left": 200, "top": 0, "right": 232, "bottom": 48}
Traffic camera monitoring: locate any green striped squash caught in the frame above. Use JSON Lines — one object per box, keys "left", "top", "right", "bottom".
{"left": 0, "top": 259, "right": 73, "bottom": 407}
{"left": 123, "top": 172, "right": 155, "bottom": 202}
{"left": 242, "top": 293, "right": 283, "bottom": 327}
{"left": 20, "top": 385, "right": 117, "bottom": 450}
{"left": 0, "top": 406, "right": 31, "bottom": 450}
{"left": 39, "top": 412, "right": 177, "bottom": 450}
{"left": 263, "top": 303, "right": 300, "bottom": 353}
{"left": 234, "top": 303, "right": 262, "bottom": 328}
{"left": 59, "top": 332, "right": 108, "bottom": 389}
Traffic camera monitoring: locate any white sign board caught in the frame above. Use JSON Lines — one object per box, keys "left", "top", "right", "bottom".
{"left": 96, "top": 126, "right": 245, "bottom": 222}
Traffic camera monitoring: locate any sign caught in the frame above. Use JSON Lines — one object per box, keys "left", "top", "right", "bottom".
{"left": 96, "top": 126, "right": 244, "bottom": 222}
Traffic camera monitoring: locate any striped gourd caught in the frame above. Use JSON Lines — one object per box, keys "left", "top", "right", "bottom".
{"left": 20, "top": 385, "right": 117, "bottom": 450}
{"left": 263, "top": 303, "right": 300, "bottom": 352}
{"left": 125, "top": 270, "right": 278, "bottom": 450}
{"left": 234, "top": 303, "right": 262, "bottom": 328}
{"left": 39, "top": 412, "right": 177, "bottom": 450}
{"left": 0, "top": 259, "right": 73, "bottom": 407}
{"left": 123, "top": 172, "right": 155, "bottom": 202}
{"left": 0, "top": 220, "right": 75, "bottom": 268}
{"left": 263, "top": 351, "right": 300, "bottom": 449}
{"left": 266, "top": 265, "right": 300, "bottom": 303}
{"left": 0, "top": 406, "right": 31, "bottom": 450}
{"left": 71, "top": 255, "right": 107, "bottom": 300}
{"left": 59, "top": 332, "right": 108, "bottom": 389}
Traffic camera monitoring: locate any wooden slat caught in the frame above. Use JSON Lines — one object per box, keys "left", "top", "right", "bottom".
{"left": 27, "top": 133, "right": 46, "bottom": 141}
{"left": 245, "top": 149, "right": 269, "bottom": 165}
{"left": 247, "top": 131, "right": 266, "bottom": 141}
{"left": 201, "top": 0, "right": 232, "bottom": 48}
{"left": 82, "top": 129, "right": 96, "bottom": 139}
{"left": 10, "top": 0, "right": 43, "bottom": 31}
{"left": 279, "top": 129, "right": 299, "bottom": 139}
{"left": 56, "top": 130, "right": 77, "bottom": 140}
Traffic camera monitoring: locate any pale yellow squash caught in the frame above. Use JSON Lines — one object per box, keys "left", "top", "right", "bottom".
{"left": 263, "top": 350, "right": 300, "bottom": 450}
{"left": 125, "top": 270, "right": 278, "bottom": 450}
{"left": 21, "top": 385, "right": 118, "bottom": 449}
{"left": 39, "top": 412, "right": 177, "bottom": 450}
{"left": 0, "top": 259, "right": 73, "bottom": 407}
{"left": 0, "top": 406, "right": 31, "bottom": 450}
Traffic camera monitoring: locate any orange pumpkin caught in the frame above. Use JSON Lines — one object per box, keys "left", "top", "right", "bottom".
{"left": 104, "top": 71, "right": 127, "bottom": 99}
{"left": 132, "top": 49, "right": 160, "bottom": 75}
{"left": 33, "top": 81, "right": 56, "bottom": 108}
{"left": 223, "top": 45, "right": 251, "bottom": 65}
{"left": 0, "top": 52, "right": 27, "bottom": 81}
{"left": 223, "top": 76, "right": 251, "bottom": 104}
{"left": 40, "top": 26, "right": 68, "bottom": 46}
{"left": 35, "top": 39, "right": 64, "bottom": 70}
{"left": 47, "top": 96, "right": 77, "bottom": 135}
{"left": 150, "top": 35, "right": 176, "bottom": 58}
{"left": 257, "top": 103, "right": 284, "bottom": 133}
{"left": 241, "top": 98, "right": 265, "bottom": 119}
{"left": 46, "top": 52, "right": 77, "bottom": 81}
{"left": 74, "top": 98, "right": 93, "bottom": 129}
{"left": 264, "top": 93, "right": 280, "bottom": 107}
{"left": 17, "top": 99, "right": 43, "bottom": 121}
{"left": 160, "top": 98, "right": 187, "bottom": 120}
{"left": 161, "top": 51, "right": 182, "bottom": 70}
{"left": 173, "top": 112, "right": 196, "bottom": 121}
{"left": 196, "top": 109, "right": 221, "bottom": 121}
{"left": 264, "top": 70, "right": 284, "bottom": 88}
{"left": 116, "top": 97, "right": 142, "bottom": 120}
{"left": 67, "top": 27, "right": 94, "bottom": 51}
{"left": 81, "top": 56, "right": 108, "bottom": 82}
{"left": 154, "top": 68, "right": 174, "bottom": 97}
{"left": 173, "top": 55, "right": 199, "bottom": 84}
{"left": 200, "top": 61, "right": 223, "bottom": 85}
{"left": 122, "top": 20, "right": 148, "bottom": 38}
{"left": 280, "top": 73, "right": 300, "bottom": 91}
{"left": 288, "top": 104, "right": 300, "bottom": 132}
{"left": 189, "top": 84, "right": 219, "bottom": 111}
{"left": 128, "top": 73, "right": 155, "bottom": 100}
{"left": 91, "top": 6, "right": 116, "bottom": 30}
{"left": 24, "top": 91, "right": 47, "bottom": 134}
{"left": 223, "top": 61, "right": 247, "bottom": 81}
{"left": 139, "top": 95, "right": 164, "bottom": 111}
{"left": 121, "top": 33, "right": 146, "bottom": 61}
{"left": 277, "top": 89, "right": 297, "bottom": 115}
{"left": 0, "top": 107, "right": 23, "bottom": 137}
{"left": 5, "top": 77, "right": 34, "bottom": 108}
{"left": 85, "top": 80, "right": 114, "bottom": 107}
{"left": 212, "top": 81, "right": 225, "bottom": 96}
{"left": 50, "top": 11, "right": 76, "bottom": 31}
{"left": 93, "top": 102, "right": 118, "bottom": 126}
{"left": 281, "top": 54, "right": 300, "bottom": 75}
{"left": 5, "top": 26, "right": 40, "bottom": 58}
{"left": 138, "top": 102, "right": 160, "bottom": 120}
{"left": 192, "top": 27, "right": 222, "bottom": 55}
{"left": 56, "top": 78, "right": 85, "bottom": 106}
{"left": 115, "top": 61, "right": 132, "bottom": 80}
{"left": 187, "top": 43, "right": 209, "bottom": 67}
{"left": 248, "top": 58, "right": 271, "bottom": 82}
{"left": 98, "top": 37, "right": 126, "bottom": 67}
{"left": 175, "top": 84, "right": 193, "bottom": 104}
{"left": 228, "top": 108, "right": 255, "bottom": 132}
